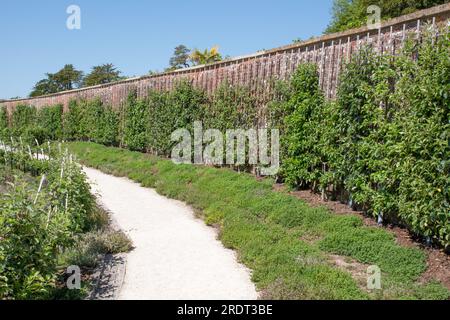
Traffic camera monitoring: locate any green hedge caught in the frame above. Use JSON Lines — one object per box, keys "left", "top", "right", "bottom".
{"left": 147, "top": 81, "right": 206, "bottom": 156}
{"left": 63, "top": 99, "right": 119, "bottom": 146}
{"left": 123, "top": 91, "right": 151, "bottom": 152}
{"left": 11, "top": 104, "right": 37, "bottom": 138}
{"left": 37, "top": 104, "right": 63, "bottom": 141}
{"left": 9, "top": 104, "right": 64, "bottom": 145}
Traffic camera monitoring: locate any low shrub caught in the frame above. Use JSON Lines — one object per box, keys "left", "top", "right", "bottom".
{"left": 60, "top": 229, "right": 132, "bottom": 268}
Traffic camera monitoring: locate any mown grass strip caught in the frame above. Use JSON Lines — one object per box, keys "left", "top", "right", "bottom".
{"left": 66, "top": 141, "right": 449, "bottom": 300}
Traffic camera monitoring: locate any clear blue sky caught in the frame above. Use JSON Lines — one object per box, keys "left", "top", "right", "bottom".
{"left": 0, "top": 0, "right": 334, "bottom": 99}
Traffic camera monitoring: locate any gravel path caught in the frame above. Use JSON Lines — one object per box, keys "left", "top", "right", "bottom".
{"left": 84, "top": 167, "right": 258, "bottom": 300}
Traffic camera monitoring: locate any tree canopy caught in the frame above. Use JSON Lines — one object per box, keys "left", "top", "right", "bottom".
{"left": 166, "top": 44, "right": 223, "bottom": 70}
{"left": 83, "top": 63, "right": 123, "bottom": 87}
{"left": 325, "top": 0, "right": 448, "bottom": 34}
{"left": 168, "top": 45, "right": 191, "bottom": 71}
{"left": 190, "top": 46, "right": 222, "bottom": 66}
{"left": 30, "top": 64, "right": 124, "bottom": 97}
{"left": 30, "top": 64, "right": 83, "bottom": 97}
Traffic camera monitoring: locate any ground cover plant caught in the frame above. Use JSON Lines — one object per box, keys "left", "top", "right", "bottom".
{"left": 65, "top": 141, "right": 449, "bottom": 300}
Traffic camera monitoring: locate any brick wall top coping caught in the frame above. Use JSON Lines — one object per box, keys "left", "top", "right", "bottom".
{"left": 3, "top": 3, "right": 449, "bottom": 104}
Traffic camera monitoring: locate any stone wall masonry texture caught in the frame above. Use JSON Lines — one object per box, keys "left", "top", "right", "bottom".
{"left": 2, "top": 3, "right": 450, "bottom": 118}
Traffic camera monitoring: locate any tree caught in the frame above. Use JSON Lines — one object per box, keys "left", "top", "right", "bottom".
{"left": 325, "top": 0, "right": 448, "bottom": 34}
{"left": 83, "top": 63, "right": 123, "bottom": 87}
{"left": 168, "top": 45, "right": 191, "bottom": 70}
{"left": 52, "top": 64, "right": 84, "bottom": 91}
{"left": 30, "top": 64, "right": 83, "bottom": 97}
{"left": 190, "top": 46, "right": 222, "bottom": 66}
{"left": 30, "top": 76, "right": 58, "bottom": 97}
{"left": 148, "top": 70, "right": 160, "bottom": 75}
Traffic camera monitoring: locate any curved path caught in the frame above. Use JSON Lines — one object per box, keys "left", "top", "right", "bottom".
{"left": 84, "top": 167, "right": 258, "bottom": 300}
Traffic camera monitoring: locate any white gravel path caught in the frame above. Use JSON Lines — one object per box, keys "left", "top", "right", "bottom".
{"left": 84, "top": 167, "right": 258, "bottom": 300}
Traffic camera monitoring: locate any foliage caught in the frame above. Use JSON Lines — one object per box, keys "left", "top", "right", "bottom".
{"left": 63, "top": 100, "right": 85, "bottom": 141}
{"left": 123, "top": 91, "right": 150, "bottom": 152}
{"left": 276, "top": 64, "right": 328, "bottom": 189}
{"left": 205, "top": 83, "right": 258, "bottom": 131}
{"left": 9, "top": 104, "right": 62, "bottom": 144}
{"left": 325, "top": 0, "right": 449, "bottom": 33}
{"left": 277, "top": 30, "right": 449, "bottom": 248}
{"left": 83, "top": 63, "right": 123, "bottom": 87}
{"left": 332, "top": 46, "right": 385, "bottom": 210}
{"left": 29, "top": 78, "right": 59, "bottom": 97}
{"left": 200, "top": 83, "right": 259, "bottom": 167}
{"left": 60, "top": 228, "right": 132, "bottom": 268}
{"left": 385, "top": 31, "right": 450, "bottom": 245}
{"left": 30, "top": 64, "right": 83, "bottom": 97}
{"left": 168, "top": 45, "right": 191, "bottom": 70}
{"left": 0, "top": 106, "right": 8, "bottom": 139}
{"left": 0, "top": 140, "right": 95, "bottom": 299}
{"left": 80, "top": 99, "right": 119, "bottom": 146}
{"left": 190, "top": 46, "right": 222, "bottom": 66}
{"left": 6, "top": 29, "right": 449, "bottom": 249}
{"left": 37, "top": 104, "right": 63, "bottom": 141}
{"left": 11, "top": 104, "right": 37, "bottom": 138}
{"left": 148, "top": 80, "right": 206, "bottom": 156}
{"left": 63, "top": 99, "right": 119, "bottom": 146}
{"left": 123, "top": 81, "right": 207, "bottom": 155}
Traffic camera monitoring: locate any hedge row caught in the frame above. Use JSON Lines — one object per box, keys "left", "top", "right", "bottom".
{"left": 0, "top": 104, "right": 63, "bottom": 144}
{"left": 0, "top": 29, "right": 448, "bottom": 247}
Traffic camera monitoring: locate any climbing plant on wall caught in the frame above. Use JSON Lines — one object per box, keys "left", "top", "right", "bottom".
{"left": 123, "top": 90, "right": 150, "bottom": 152}
{"left": 277, "top": 29, "right": 449, "bottom": 247}
{"left": 37, "top": 104, "right": 63, "bottom": 141}
{"left": 384, "top": 30, "right": 450, "bottom": 245}
{"left": 81, "top": 99, "right": 119, "bottom": 146}
{"left": 277, "top": 64, "right": 328, "bottom": 190}
{"left": 0, "top": 106, "right": 8, "bottom": 139}
{"left": 150, "top": 80, "right": 206, "bottom": 156}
